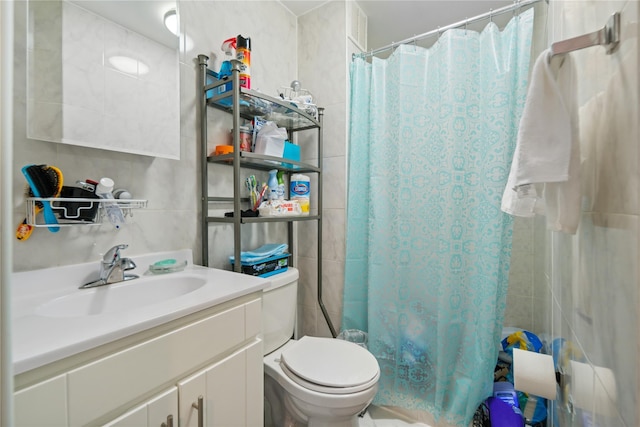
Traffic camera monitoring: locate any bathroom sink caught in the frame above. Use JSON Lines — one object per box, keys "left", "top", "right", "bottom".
{"left": 12, "top": 249, "right": 271, "bottom": 375}
{"left": 35, "top": 275, "right": 207, "bottom": 318}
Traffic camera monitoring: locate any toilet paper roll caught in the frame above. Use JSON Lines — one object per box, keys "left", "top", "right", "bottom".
{"left": 513, "top": 348, "right": 557, "bottom": 400}
{"left": 570, "top": 360, "right": 617, "bottom": 416}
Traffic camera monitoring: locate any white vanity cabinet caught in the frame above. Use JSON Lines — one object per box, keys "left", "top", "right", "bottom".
{"left": 14, "top": 293, "right": 263, "bottom": 427}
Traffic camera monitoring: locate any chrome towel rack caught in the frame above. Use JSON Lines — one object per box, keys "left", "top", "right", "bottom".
{"left": 551, "top": 12, "right": 620, "bottom": 57}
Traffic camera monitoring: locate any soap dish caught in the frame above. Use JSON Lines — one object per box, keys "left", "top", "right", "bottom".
{"left": 149, "top": 259, "right": 187, "bottom": 274}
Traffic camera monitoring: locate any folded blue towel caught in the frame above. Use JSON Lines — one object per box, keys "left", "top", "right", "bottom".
{"left": 229, "top": 243, "right": 288, "bottom": 264}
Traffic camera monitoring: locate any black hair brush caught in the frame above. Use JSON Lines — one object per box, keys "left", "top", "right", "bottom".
{"left": 21, "top": 164, "right": 64, "bottom": 233}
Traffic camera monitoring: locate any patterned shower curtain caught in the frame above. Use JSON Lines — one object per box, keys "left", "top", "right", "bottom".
{"left": 343, "top": 9, "right": 534, "bottom": 426}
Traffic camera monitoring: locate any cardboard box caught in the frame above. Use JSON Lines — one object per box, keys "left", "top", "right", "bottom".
{"left": 231, "top": 253, "right": 290, "bottom": 278}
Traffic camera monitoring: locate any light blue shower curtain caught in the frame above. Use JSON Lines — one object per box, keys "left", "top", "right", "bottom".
{"left": 343, "top": 9, "right": 534, "bottom": 426}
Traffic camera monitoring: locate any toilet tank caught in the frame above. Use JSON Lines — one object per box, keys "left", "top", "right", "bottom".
{"left": 262, "top": 267, "right": 299, "bottom": 355}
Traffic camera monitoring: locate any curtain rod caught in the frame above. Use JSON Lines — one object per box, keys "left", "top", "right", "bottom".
{"left": 354, "top": 0, "right": 545, "bottom": 60}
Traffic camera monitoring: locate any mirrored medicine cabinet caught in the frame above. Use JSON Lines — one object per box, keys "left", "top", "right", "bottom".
{"left": 26, "top": 0, "right": 181, "bottom": 159}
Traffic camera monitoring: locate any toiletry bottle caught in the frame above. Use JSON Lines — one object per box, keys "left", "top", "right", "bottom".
{"left": 96, "top": 177, "right": 125, "bottom": 229}
{"left": 276, "top": 171, "right": 285, "bottom": 200}
{"left": 236, "top": 35, "right": 251, "bottom": 89}
{"left": 290, "top": 173, "right": 310, "bottom": 215}
{"left": 268, "top": 169, "right": 279, "bottom": 201}
{"left": 219, "top": 37, "right": 236, "bottom": 78}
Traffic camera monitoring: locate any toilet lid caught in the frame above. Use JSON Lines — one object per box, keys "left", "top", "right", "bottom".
{"left": 279, "top": 336, "right": 379, "bottom": 393}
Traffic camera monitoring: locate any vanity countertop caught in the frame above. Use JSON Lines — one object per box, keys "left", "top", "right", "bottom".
{"left": 11, "top": 249, "right": 269, "bottom": 375}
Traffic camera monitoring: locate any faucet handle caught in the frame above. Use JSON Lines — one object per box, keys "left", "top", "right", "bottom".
{"left": 103, "top": 244, "right": 128, "bottom": 264}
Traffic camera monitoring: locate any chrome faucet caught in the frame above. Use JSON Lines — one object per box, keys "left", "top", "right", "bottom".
{"left": 80, "top": 244, "right": 139, "bottom": 289}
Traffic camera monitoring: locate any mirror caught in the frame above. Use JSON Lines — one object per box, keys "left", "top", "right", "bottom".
{"left": 26, "top": 0, "right": 180, "bottom": 159}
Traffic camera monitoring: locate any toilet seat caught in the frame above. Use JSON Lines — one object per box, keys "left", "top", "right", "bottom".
{"left": 279, "top": 336, "right": 380, "bottom": 395}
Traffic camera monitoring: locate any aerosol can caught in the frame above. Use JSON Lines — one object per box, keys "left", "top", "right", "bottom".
{"left": 236, "top": 35, "right": 251, "bottom": 89}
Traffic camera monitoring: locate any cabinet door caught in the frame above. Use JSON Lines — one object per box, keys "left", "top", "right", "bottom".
{"left": 178, "top": 368, "right": 206, "bottom": 427}
{"left": 206, "top": 346, "right": 247, "bottom": 426}
{"left": 103, "top": 387, "right": 177, "bottom": 427}
{"left": 14, "top": 374, "right": 68, "bottom": 427}
{"left": 147, "top": 387, "right": 178, "bottom": 427}
{"left": 178, "top": 339, "right": 263, "bottom": 427}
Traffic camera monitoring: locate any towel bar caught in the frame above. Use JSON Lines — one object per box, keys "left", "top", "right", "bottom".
{"left": 551, "top": 12, "right": 620, "bottom": 57}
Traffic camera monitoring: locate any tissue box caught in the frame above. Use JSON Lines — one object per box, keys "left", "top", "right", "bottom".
{"left": 254, "top": 123, "right": 286, "bottom": 157}
{"left": 230, "top": 253, "right": 290, "bottom": 277}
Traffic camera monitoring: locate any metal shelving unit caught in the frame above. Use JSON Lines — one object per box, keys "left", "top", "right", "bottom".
{"left": 197, "top": 55, "right": 334, "bottom": 334}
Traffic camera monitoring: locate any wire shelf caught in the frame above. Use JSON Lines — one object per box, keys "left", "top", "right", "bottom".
{"left": 25, "top": 197, "right": 147, "bottom": 227}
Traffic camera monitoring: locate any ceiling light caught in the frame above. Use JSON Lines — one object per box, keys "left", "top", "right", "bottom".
{"left": 164, "top": 9, "right": 178, "bottom": 36}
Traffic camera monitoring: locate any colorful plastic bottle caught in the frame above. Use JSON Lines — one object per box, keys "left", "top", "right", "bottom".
{"left": 268, "top": 169, "right": 278, "bottom": 201}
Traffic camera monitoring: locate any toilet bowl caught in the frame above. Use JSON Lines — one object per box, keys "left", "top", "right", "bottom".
{"left": 262, "top": 268, "right": 380, "bottom": 427}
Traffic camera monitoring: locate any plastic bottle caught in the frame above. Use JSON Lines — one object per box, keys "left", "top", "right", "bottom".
{"left": 96, "top": 177, "right": 125, "bottom": 229}
{"left": 276, "top": 171, "right": 285, "bottom": 200}
{"left": 236, "top": 35, "right": 251, "bottom": 89}
{"left": 267, "top": 169, "right": 279, "bottom": 201}
{"left": 219, "top": 37, "right": 236, "bottom": 79}
{"left": 290, "top": 173, "right": 310, "bottom": 215}
{"left": 210, "top": 37, "right": 235, "bottom": 98}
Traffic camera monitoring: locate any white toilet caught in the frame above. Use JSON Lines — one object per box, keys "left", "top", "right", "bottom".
{"left": 262, "top": 267, "right": 380, "bottom": 427}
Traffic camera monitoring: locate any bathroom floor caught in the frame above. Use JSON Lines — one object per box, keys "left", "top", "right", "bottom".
{"left": 359, "top": 405, "right": 431, "bottom": 426}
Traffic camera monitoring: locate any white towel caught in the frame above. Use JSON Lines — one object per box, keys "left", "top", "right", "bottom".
{"left": 501, "top": 49, "right": 580, "bottom": 234}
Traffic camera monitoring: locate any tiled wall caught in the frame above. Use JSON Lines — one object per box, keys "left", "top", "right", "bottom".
{"left": 12, "top": 0, "right": 296, "bottom": 271}
{"left": 296, "top": 1, "right": 351, "bottom": 338}
{"left": 537, "top": 1, "right": 639, "bottom": 426}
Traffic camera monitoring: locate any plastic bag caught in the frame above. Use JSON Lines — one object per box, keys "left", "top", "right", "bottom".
{"left": 337, "top": 329, "right": 368, "bottom": 349}
{"left": 254, "top": 123, "right": 286, "bottom": 157}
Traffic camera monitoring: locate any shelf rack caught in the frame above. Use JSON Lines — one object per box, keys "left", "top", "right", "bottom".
{"left": 198, "top": 54, "right": 336, "bottom": 337}
{"left": 25, "top": 197, "right": 147, "bottom": 227}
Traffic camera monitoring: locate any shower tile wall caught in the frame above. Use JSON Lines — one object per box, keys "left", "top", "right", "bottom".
{"left": 297, "top": 1, "right": 350, "bottom": 337}
{"left": 539, "top": 1, "right": 639, "bottom": 426}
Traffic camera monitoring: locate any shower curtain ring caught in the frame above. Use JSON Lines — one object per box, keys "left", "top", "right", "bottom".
{"left": 413, "top": 37, "right": 417, "bottom": 50}
{"left": 464, "top": 18, "right": 468, "bottom": 34}
{"left": 489, "top": 9, "right": 493, "bottom": 23}
{"left": 437, "top": 26, "right": 441, "bottom": 40}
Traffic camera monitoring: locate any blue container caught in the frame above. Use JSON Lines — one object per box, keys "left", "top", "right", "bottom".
{"left": 282, "top": 141, "right": 300, "bottom": 168}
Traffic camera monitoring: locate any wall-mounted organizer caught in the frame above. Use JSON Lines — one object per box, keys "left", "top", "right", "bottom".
{"left": 25, "top": 197, "right": 147, "bottom": 227}
{"left": 197, "top": 54, "right": 335, "bottom": 336}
